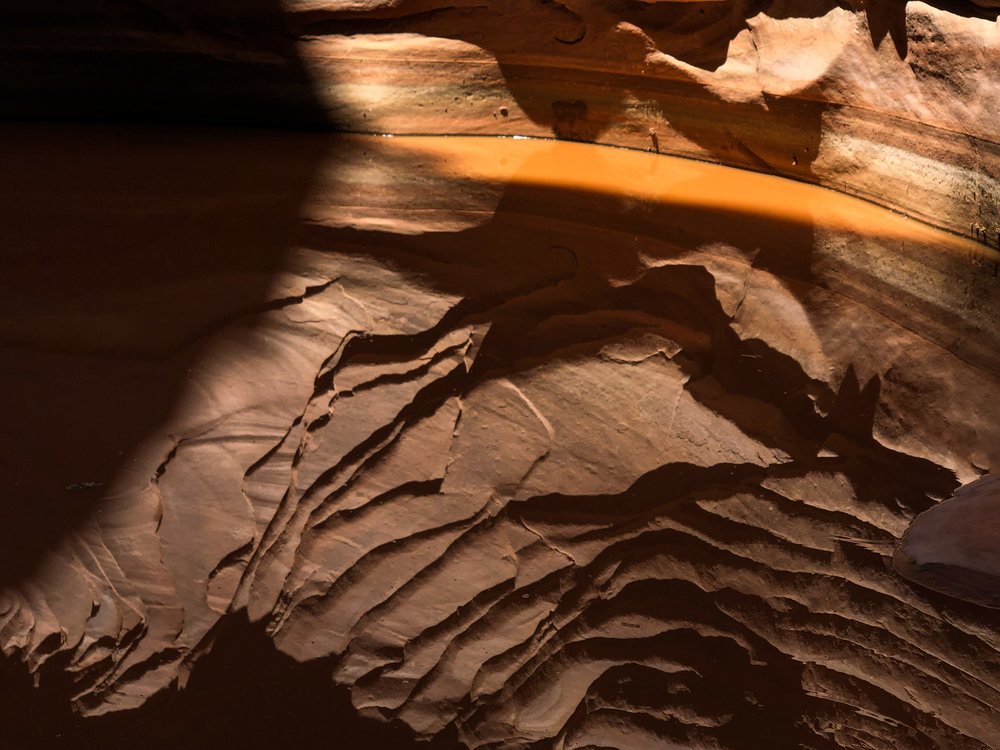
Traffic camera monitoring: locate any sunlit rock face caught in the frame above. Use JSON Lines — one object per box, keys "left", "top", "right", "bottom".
{"left": 3, "top": 2, "right": 1000, "bottom": 749}
{"left": 282, "top": 0, "right": 1000, "bottom": 246}
{"left": 6, "top": 0, "right": 1000, "bottom": 244}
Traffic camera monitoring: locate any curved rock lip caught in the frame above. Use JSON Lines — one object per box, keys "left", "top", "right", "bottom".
{"left": 894, "top": 474, "right": 1000, "bottom": 607}
{"left": 7, "top": 0, "right": 1000, "bottom": 247}
{"left": 892, "top": 558, "right": 1000, "bottom": 609}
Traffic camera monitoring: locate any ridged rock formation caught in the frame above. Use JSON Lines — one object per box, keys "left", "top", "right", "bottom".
{"left": 3, "top": 1, "right": 1000, "bottom": 749}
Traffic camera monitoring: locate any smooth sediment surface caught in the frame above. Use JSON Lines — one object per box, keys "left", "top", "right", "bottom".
{"left": 894, "top": 475, "right": 1000, "bottom": 609}
{"left": 3, "top": 126, "right": 1000, "bottom": 749}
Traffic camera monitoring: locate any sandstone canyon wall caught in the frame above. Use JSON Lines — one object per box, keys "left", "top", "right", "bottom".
{"left": 3, "top": 2, "right": 1000, "bottom": 749}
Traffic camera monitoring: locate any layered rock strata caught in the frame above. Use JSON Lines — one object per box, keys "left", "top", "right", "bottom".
{"left": 6, "top": 0, "right": 1000, "bottom": 245}
{"left": 4, "top": 0, "right": 1000, "bottom": 747}
{"left": 2, "top": 127, "right": 1000, "bottom": 748}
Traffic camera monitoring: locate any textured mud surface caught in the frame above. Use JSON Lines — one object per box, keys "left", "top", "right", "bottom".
{"left": 2, "top": 129, "right": 1000, "bottom": 748}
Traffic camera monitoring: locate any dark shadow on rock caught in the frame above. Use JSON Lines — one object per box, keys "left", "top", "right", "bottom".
{"left": 291, "top": 0, "right": 1000, "bottom": 188}
{"left": 0, "top": 0, "right": 340, "bottom": 586}
{"left": 296, "top": 150, "right": 960, "bottom": 519}
{"left": 289, "top": 0, "right": 836, "bottom": 171}
{"left": 830, "top": 365, "right": 880, "bottom": 441}
{"left": 0, "top": 0, "right": 330, "bottom": 127}
{"left": 0, "top": 0, "right": 984, "bottom": 738}
{"left": 0, "top": 124, "right": 336, "bottom": 591}
{"left": 0, "top": 613, "right": 462, "bottom": 750}
{"left": 862, "top": 0, "right": 910, "bottom": 58}
{"left": 0, "top": 0, "right": 370, "bottom": 737}
{"left": 14, "top": 133, "right": 954, "bottom": 742}
{"left": 604, "top": 0, "right": 778, "bottom": 72}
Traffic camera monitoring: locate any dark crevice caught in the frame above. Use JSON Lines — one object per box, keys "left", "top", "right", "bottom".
{"left": 0, "top": 614, "right": 461, "bottom": 750}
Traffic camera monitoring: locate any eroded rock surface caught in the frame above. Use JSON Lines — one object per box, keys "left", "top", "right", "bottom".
{"left": 4, "top": 0, "right": 1000, "bottom": 746}
{"left": 2, "top": 128, "right": 1000, "bottom": 748}
{"left": 7, "top": 0, "right": 1000, "bottom": 245}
